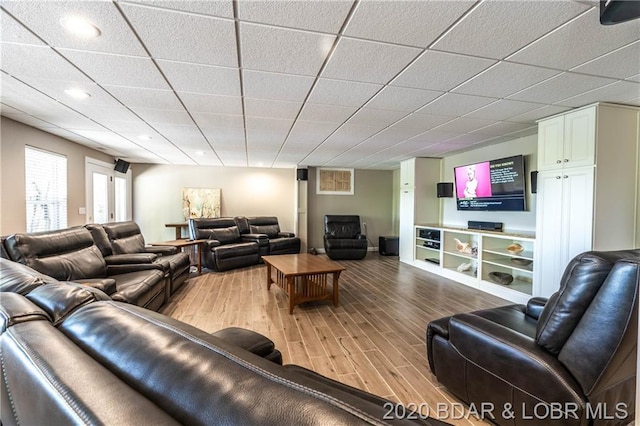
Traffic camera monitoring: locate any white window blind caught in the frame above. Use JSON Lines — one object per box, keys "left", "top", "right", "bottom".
{"left": 25, "top": 146, "right": 68, "bottom": 232}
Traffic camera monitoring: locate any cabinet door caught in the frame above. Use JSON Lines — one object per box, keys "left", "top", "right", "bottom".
{"left": 538, "top": 116, "right": 565, "bottom": 171}
{"left": 562, "top": 167, "right": 594, "bottom": 265}
{"left": 400, "top": 159, "right": 415, "bottom": 188}
{"left": 535, "top": 171, "right": 565, "bottom": 296}
{"left": 399, "top": 188, "right": 415, "bottom": 261}
{"left": 563, "top": 107, "right": 596, "bottom": 168}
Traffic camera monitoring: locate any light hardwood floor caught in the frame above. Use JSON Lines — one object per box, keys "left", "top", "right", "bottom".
{"left": 161, "top": 254, "right": 511, "bottom": 425}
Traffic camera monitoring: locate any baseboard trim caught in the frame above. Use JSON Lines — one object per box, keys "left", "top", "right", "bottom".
{"left": 312, "top": 247, "right": 379, "bottom": 254}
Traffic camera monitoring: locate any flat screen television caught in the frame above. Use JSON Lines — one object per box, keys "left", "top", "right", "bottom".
{"left": 454, "top": 155, "right": 526, "bottom": 211}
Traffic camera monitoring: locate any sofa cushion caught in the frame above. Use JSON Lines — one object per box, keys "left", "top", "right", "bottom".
{"left": 211, "top": 226, "right": 241, "bottom": 245}
{"left": 214, "top": 242, "right": 258, "bottom": 260}
{"left": 111, "top": 234, "right": 146, "bottom": 255}
{"left": 250, "top": 224, "right": 280, "bottom": 239}
{"left": 535, "top": 250, "right": 638, "bottom": 354}
{"left": 26, "top": 282, "right": 111, "bottom": 326}
{"left": 109, "top": 270, "right": 165, "bottom": 308}
{"left": 0, "top": 257, "right": 56, "bottom": 295}
{"left": 85, "top": 224, "right": 113, "bottom": 257}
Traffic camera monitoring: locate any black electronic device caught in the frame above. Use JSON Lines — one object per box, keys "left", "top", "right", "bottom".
{"left": 379, "top": 236, "right": 399, "bottom": 256}
{"left": 468, "top": 221, "right": 503, "bottom": 231}
{"left": 114, "top": 159, "right": 130, "bottom": 173}
{"left": 454, "top": 154, "right": 526, "bottom": 211}
{"left": 296, "top": 168, "right": 308, "bottom": 181}
{"left": 418, "top": 229, "right": 440, "bottom": 240}
{"left": 436, "top": 182, "right": 454, "bottom": 198}
{"left": 600, "top": 0, "right": 640, "bottom": 25}
{"left": 531, "top": 171, "right": 538, "bottom": 194}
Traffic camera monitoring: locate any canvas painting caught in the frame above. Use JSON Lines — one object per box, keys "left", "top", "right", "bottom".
{"left": 182, "top": 188, "right": 221, "bottom": 220}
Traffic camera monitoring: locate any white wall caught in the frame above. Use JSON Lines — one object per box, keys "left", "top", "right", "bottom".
{"left": 132, "top": 164, "right": 296, "bottom": 244}
{"left": 441, "top": 134, "right": 538, "bottom": 232}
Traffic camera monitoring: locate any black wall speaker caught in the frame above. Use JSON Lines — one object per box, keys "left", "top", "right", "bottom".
{"left": 296, "top": 168, "right": 308, "bottom": 181}
{"left": 436, "top": 182, "right": 454, "bottom": 198}
{"left": 114, "top": 159, "right": 130, "bottom": 173}
{"left": 531, "top": 171, "right": 538, "bottom": 194}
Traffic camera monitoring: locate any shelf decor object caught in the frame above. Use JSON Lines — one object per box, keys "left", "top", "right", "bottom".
{"left": 511, "top": 257, "right": 533, "bottom": 266}
{"left": 506, "top": 243, "right": 524, "bottom": 255}
{"left": 488, "top": 271, "right": 514, "bottom": 285}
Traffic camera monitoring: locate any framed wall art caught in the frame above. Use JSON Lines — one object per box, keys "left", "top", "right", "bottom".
{"left": 316, "top": 168, "right": 354, "bottom": 195}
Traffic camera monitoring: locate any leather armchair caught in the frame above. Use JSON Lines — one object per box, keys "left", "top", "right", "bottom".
{"left": 94, "top": 221, "right": 190, "bottom": 296}
{"left": 237, "top": 216, "right": 301, "bottom": 256}
{"left": 427, "top": 249, "right": 640, "bottom": 425}
{"left": 323, "top": 215, "right": 368, "bottom": 260}
{"left": 189, "top": 218, "right": 260, "bottom": 271}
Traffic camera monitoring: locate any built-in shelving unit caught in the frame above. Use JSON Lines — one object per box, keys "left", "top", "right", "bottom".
{"left": 413, "top": 225, "right": 535, "bottom": 303}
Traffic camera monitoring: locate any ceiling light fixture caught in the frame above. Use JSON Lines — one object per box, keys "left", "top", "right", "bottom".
{"left": 138, "top": 135, "right": 153, "bottom": 141}
{"left": 196, "top": 151, "right": 205, "bottom": 156}
{"left": 64, "top": 88, "right": 91, "bottom": 99}
{"left": 59, "top": 15, "right": 101, "bottom": 38}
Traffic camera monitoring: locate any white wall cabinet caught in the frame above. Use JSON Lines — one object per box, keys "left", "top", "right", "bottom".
{"left": 398, "top": 158, "right": 440, "bottom": 263}
{"left": 535, "top": 103, "right": 639, "bottom": 297}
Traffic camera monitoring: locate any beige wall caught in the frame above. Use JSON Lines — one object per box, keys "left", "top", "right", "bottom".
{"left": 0, "top": 117, "right": 114, "bottom": 234}
{"left": 307, "top": 167, "right": 394, "bottom": 250}
{"left": 131, "top": 164, "right": 297, "bottom": 244}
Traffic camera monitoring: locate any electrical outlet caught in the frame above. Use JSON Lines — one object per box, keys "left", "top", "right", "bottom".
{"left": 363, "top": 222, "right": 367, "bottom": 227}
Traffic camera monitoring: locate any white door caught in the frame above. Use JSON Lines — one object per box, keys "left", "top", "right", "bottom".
{"left": 85, "top": 158, "right": 132, "bottom": 224}
{"left": 537, "top": 115, "right": 565, "bottom": 171}
{"left": 563, "top": 107, "right": 596, "bottom": 169}
{"left": 399, "top": 187, "right": 415, "bottom": 262}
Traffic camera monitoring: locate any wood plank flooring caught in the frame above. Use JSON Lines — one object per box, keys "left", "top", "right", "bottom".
{"left": 161, "top": 254, "right": 511, "bottom": 425}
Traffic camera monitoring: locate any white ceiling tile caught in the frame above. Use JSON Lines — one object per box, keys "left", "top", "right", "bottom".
{"left": 464, "top": 99, "right": 544, "bottom": 121}
{"left": 508, "top": 8, "right": 640, "bottom": 70}
{"left": 179, "top": 92, "right": 242, "bottom": 115}
{"left": 622, "top": 97, "right": 640, "bottom": 107}
{"left": 508, "top": 72, "right": 616, "bottom": 104}
{"left": 242, "top": 70, "right": 315, "bottom": 102}
{"left": 0, "top": 103, "right": 26, "bottom": 114}
{"left": 307, "top": 78, "right": 382, "bottom": 107}
{"left": 2, "top": 1, "right": 147, "bottom": 55}
{"left": 246, "top": 116, "right": 294, "bottom": 133}
{"left": 432, "top": 117, "right": 496, "bottom": 133}
{"left": 157, "top": 60, "right": 240, "bottom": 96}
{"left": 408, "top": 130, "right": 460, "bottom": 144}
{"left": 72, "top": 129, "right": 142, "bottom": 152}
{"left": 505, "top": 104, "right": 573, "bottom": 123}
{"left": 58, "top": 49, "right": 170, "bottom": 89}
{"left": 571, "top": 41, "right": 640, "bottom": 79}
{"left": 248, "top": 150, "right": 278, "bottom": 167}
{"left": 470, "top": 121, "right": 535, "bottom": 137}
{"left": 217, "top": 150, "right": 248, "bottom": 167}
{"left": 2, "top": 113, "right": 58, "bottom": 129}
{"left": 297, "top": 103, "right": 358, "bottom": 123}
{"left": 346, "top": 108, "right": 407, "bottom": 128}
{"left": 120, "top": 3, "right": 238, "bottom": 67}
{"left": 202, "top": 127, "right": 245, "bottom": 150}
{"left": 16, "top": 79, "right": 121, "bottom": 108}
{"left": 238, "top": 0, "right": 352, "bottom": 33}
{"left": 366, "top": 86, "right": 442, "bottom": 112}
{"left": 323, "top": 123, "right": 381, "bottom": 145}
{"left": 453, "top": 62, "right": 560, "bottom": 98}
{"left": 151, "top": 124, "right": 207, "bottom": 146}
{"left": 240, "top": 23, "right": 335, "bottom": 76}
{"left": 365, "top": 126, "right": 423, "bottom": 145}
{"left": 392, "top": 50, "right": 496, "bottom": 91}
{"left": 132, "top": 107, "right": 193, "bottom": 125}
{"left": 322, "top": 38, "right": 420, "bottom": 84}
{"left": 437, "top": 133, "right": 491, "bottom": 146}
{"left": 416, "top": 93, "right": 496, "bottom": 117}
{"left": 192, "top": 113, "right": 244, "bottom": 129}
{"left": 245, "top": 98, "right": 302, "bottom": 120}
{"left": 433, "top": 0, "right": 589, "bottom": 59}
{"left": 345, "top": 1, "right": 474, "bottom": 47}
{"left": 1, "top": 9, "right": 45, "bottom": 45}
{"left": 103, "top": 85, "right": 182, "bottom": 110}
{"left": 80, "top": 104, "right": 139, "bottom": 122}
{"left": 392, "top": 113, "right": 454, "bottom": 132}
{"left": 1, "top": 44, "right": 90, "bottom": 82}
{"left": 195, "top": 155, "right": 223, "bottom": 166}
{"left": 287, "top": 120, "right": 342, "bottom": 145}
{"left": 131, "top": 1, "right": 234, "bottom": 18}
{"left": 628, "top": 74, "right": 640, "bottom": 83}
{"left": 554, "top": 80, "right": 640, "bottom": 107}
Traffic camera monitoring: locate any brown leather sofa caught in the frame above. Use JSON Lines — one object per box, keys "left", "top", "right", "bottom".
{"left": 88, "top": 221, "right": 190, "bottom": 297}
{"left": 1, "top": 278, "right": 447, "bottom": 425}
{"left": 3, "top": 227, "right": 167, "bottom": 311}
{"left": 324, "top": 215, "right": 368, "bottom": 260}
{"left": 426, "top": 250, "right": 639, "bottom": 425}
{"left": 242, "top": 216, "right": 301, "bottom": 255}
{"left": 189, "top": 218, "right": 261, "bottom": 271}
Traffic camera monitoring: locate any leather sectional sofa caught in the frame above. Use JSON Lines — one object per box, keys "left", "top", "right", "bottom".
{"left": 427, "top": 250, "right": 639, "bottom": 426}
{"left": 2, "top": 226, "right": 170, "bottom": 311}
{"left": 190, "top": 216, "right": 300, "bottom": 271}
{"left": 0, "top": 266, "right": 446, "bottom": 426}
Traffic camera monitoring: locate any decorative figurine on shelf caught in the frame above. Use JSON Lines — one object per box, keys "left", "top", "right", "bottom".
{"left": 507, "top": 243, "right": 524, "bottom": 255}
{"left": 457, "top": 262, "right": 473, "bottom": 272}
{"left": 454, "top": 238, "right": 477, "bottom": 256}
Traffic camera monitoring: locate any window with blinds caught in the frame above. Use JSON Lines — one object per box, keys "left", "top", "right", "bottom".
{"left": 25, "top": 146, "right": 68, "bottom": 232}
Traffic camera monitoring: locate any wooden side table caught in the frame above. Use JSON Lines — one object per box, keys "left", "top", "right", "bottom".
{"left": 165, "top": 223, "right": 189, "bottom": 240}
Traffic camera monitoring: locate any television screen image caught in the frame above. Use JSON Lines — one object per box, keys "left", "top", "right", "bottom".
{"left": 454, "top": 155, "right": 526, "bottom": 211}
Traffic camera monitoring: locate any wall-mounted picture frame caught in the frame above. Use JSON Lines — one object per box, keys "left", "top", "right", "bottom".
{"left": 316, "top": 168, "right": 354, "bottom": 195}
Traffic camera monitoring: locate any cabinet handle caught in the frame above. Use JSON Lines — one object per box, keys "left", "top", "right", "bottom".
{"left": 564, "top": 159, "right": 569, "bottom": 162}
{"left": 404, "top": 191, "right": 409, "bottom": 193}
{"left": 563, "top": 175, "right": 568, "bottom": 178}
{"left": 556, "top": 160, "right": 561, "bottom": 164}
{"left": 556, "top": 176, "right": 561, "bottom": 179}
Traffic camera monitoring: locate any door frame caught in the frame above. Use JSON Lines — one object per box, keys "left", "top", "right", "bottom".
{"left": 85, "top": 157, "right": 132, "bottom": 224}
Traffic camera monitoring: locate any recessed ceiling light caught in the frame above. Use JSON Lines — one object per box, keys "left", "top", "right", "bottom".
{"left": 59, "top": 15, "right": 101, "bottom": 38}
{"left": 64, "top": 88, "right": 91, "bottom": 99}
{"left": 195, "top": 151, "right": 206, "bottom": 156}
{"left": 138, "top": 135, "right": 153, "bottom": 141}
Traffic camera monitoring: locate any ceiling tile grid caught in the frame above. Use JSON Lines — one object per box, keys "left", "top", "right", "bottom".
{"left": 1, "top": 0, "right": 639, "bottom": 169}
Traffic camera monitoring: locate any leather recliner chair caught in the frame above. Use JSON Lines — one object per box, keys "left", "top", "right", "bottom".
{"left": 189, "top": 218, "right": 260, "bottom": 272}
{"left": 93, "top": 221, "right": 190, "bottom": 297}
{"left": 426, "top": 249, "right": 640, "bottom": 426}
{"left": 323, "top": 215, "right": 368, "bottom": 260}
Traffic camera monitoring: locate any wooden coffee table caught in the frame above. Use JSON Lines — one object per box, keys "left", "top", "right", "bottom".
{"left": 150, "top": 239, "right": 207, "bottom": 273}
{"left": 262, "top": 254, "right": 346, "bottom": 314}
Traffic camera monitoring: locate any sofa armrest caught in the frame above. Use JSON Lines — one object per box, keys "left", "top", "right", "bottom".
{"left": 145, "top": 246, "right": 178, "bottom": 256}
{"left": 104, "top": 253, "right": 158, "bottom": 265}
{"left": 241, "top": 234, "right": 269, "bottom": 246}
{"left": 204, "top": 239, "right": 221, "bottom": 250}
{"left": 106, "top": 263, "right": 164, "bottom": 276}
{"left": 72, "top": 278, "right": 117, "bottom": 296}
{"left": 525, "top": 297, "right": 548, "bottom": 320}
{"left": 277, "top": 232, "right": 295, "bottom": 238}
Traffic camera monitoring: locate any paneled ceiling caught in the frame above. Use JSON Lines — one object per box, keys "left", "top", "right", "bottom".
{"left": 1, "top": 0, "right": 639, "bottom": 169}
